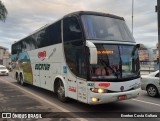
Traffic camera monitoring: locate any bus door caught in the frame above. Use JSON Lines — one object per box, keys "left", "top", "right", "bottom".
{"left": 63, "top": 16, "right": 87, "bottom": 101}
{"left": 65, "top": 47, "right": 87, "bottom": 101}
{"left": 77, "top": 78, "right": 87, "bottom": 103}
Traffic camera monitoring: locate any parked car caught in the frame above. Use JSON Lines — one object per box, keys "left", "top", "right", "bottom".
{"left": 141, "top": 70, "right": 160, "bottom": 97}
{"left": 0, "top": 65, "right": 9, "bottom": 76}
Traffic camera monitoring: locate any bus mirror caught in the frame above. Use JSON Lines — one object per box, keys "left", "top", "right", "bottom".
{"left": 136, "top": 44, "right": 140, "bottom": 49}
{"left": 86, "top": 41, "right": 97, "bottom": 64}
{"left": 132, "top": 44, "right": 140, "bottom": 56}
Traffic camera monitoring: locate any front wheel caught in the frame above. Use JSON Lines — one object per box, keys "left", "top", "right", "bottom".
{"left": 147, "top": 85, "right": 158, "bottom": 97}
{"left": 56, "top": 80, "right": 68, "bottom": 102}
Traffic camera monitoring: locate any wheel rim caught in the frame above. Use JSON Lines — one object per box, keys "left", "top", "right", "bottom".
{"left": 148, "top": 86, "right": 157, "bottom": 96}
{"left": 57, "top": 82, "right": 65, "bottom": 98}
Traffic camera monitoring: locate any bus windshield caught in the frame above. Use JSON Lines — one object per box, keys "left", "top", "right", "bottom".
{"left": 81, "top": 15, "right": 134, "bottom": 42}
{"left": 90, "top": 44, "right": 139, "bottom": 81}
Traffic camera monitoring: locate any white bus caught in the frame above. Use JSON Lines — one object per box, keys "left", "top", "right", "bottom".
{"left": 11, "top": 11, "right": 141, "bottom": 104}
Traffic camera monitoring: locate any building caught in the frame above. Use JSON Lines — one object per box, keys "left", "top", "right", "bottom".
{"left": 0, "top": 46, "right": 10, "bottom": 67}
{"left": 138, "top": 44, "right": 158, "bottom": 74}
{"left": 138, "top": 44, "right": 158, "bottom": 61}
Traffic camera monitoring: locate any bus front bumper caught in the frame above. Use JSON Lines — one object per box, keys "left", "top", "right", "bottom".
{"left": 88, "top": 88, "right": 141, "bottom": 105}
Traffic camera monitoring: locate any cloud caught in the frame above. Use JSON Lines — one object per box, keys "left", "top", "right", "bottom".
{"left": 0, "top": 0, "right": 158, "bottom": 52}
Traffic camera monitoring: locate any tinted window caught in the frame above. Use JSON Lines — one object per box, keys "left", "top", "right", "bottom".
{"left": 39, "top": 21, "right": 61, "bottom": 48}
{"left": 12, "top": 42, "right": 22, "bottom": 54}
{"left": 81, "top": 15, "right": 134, "bottom": 42}
{"left": 63, "top": 17, "right": 82, "bottom": 42}
{"left": 11, "top": 45, "right": 16, "bottom": 54}
{"left": 90, "top": 44, "right": 139, "bottom": 80}
{"left": 63, "top": 16, "right": 86, "bottom": 78}
{"left": 22, "top": 36, "right": 38, "bottom": 51}
{"left": 12, "top": 21, "right": 62, "bottom": 54}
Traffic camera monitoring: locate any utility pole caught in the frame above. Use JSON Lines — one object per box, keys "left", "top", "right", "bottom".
{"left": 132, "top": 0, "right": 134, "bottom": 35}
{"left": 156, "top": 0, "right": 160, "bottom": 79}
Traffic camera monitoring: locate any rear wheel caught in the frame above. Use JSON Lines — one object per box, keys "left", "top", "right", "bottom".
{"left": 56, "top": 80, "right": 68, "bottom": 102}
{"left": 16, "top": 73, "right": 20, "bottom": 84}
{"left": 147, "top": 85, "right": 158, "bottom": 97}
{"left": 20, "top": 75, "right": 25, "bottom": 86}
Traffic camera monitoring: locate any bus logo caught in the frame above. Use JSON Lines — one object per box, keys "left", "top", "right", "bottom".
{"left": 38, "top": 51, "right": 46, "bottom": 60}
{"left": 120, "top": 86, "right": 124, "bottom": 92}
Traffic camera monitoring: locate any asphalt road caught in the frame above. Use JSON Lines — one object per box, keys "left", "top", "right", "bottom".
{"left": 0, "top": 74, "right": 160, "bottom": 121}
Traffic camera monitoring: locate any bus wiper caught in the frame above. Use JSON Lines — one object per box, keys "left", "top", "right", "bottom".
{"left": 100, "top": 59, "right": 119, "bottom": 78}
{"left": 119, "top": 57, "right": 122, "bottom": 78}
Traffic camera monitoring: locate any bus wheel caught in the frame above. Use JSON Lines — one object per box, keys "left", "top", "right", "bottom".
{"left": 16, "top": 73, "right": 20, "bottom": 84}
{"left": 56, "top": 80, "right": 68, "bottom": 102}
{"left": 20, "top": 75, "right": 25, "bottom": 86}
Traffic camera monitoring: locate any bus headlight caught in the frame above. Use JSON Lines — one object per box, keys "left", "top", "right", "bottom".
{"left": 91, "top": 97, "right": 98, "bottom": 102}
{"left": 98, "top": 88, "right": 104, "bottom": 93}
{"left": 90, "top": 88, "right": 107, "bottom": 93}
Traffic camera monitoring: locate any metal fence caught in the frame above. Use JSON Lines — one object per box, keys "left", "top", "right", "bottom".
{"left": 140, "top": 61, "right": 158, "bottom": 75}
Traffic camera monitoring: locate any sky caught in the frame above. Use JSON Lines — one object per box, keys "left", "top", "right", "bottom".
{"left": 0, "top": 0, "right": 158, "bottom": 52}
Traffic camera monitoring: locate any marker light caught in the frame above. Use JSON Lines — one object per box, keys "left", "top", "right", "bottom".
{"left": 91, "top": 97, "right": 98, "bottom": 102}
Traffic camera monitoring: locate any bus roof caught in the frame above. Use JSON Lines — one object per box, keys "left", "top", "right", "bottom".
{"left": 64, "top": 11, "right": 124, "bottom": 20}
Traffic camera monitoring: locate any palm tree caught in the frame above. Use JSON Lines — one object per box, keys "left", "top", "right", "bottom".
{"left": 0, "top": 0, "right": 7, "bottom": 22}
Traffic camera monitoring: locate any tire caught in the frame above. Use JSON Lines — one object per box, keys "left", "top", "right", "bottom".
{"left": 147, "top": 85, "right": 158, "bottom": 97}
{"left": 20, "top": 75, "right": 25, "bottom": 86}
{"left": 56, "top": 80, "right": 68, "bottom": 102}
{"left": 16, "top": 74, "right": 20, "bottom": 84}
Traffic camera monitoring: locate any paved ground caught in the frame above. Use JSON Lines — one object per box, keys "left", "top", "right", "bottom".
{"left": 1, "top": 73, "right": 160, "bottom": 121}
{"left": 0, "top": 75, "right": 77, "bottom": 121}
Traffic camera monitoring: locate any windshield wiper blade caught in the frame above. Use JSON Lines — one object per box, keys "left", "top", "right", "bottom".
{"left": 100, "top": 59, "right": 119, "bottom": 78}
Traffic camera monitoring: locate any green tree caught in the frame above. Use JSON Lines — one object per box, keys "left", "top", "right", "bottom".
{"left": 0, "top": 0, "right": 7, "bottom": 22}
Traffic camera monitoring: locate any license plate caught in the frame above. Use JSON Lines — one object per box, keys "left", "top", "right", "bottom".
{"left": 118, "top": 95, "right": 127, "bottom": 100}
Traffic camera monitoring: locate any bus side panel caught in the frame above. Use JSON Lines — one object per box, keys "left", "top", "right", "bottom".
{"left": 38, "top": 44, "right": 64, "bottom": 90}
{"left": 19, "top": 52, "right": 33, "bottom": 84}
{"left": 11, "top": 52, "right": 33, "bottom": 84}
{"left": 28, "top": 49, "right": 42, "bottom": 87}
{"left": 40, "top": 63, "right": 61, "bottom": 90}
{"left": 28, "top": 44, "right": 65, "bottom": 90}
